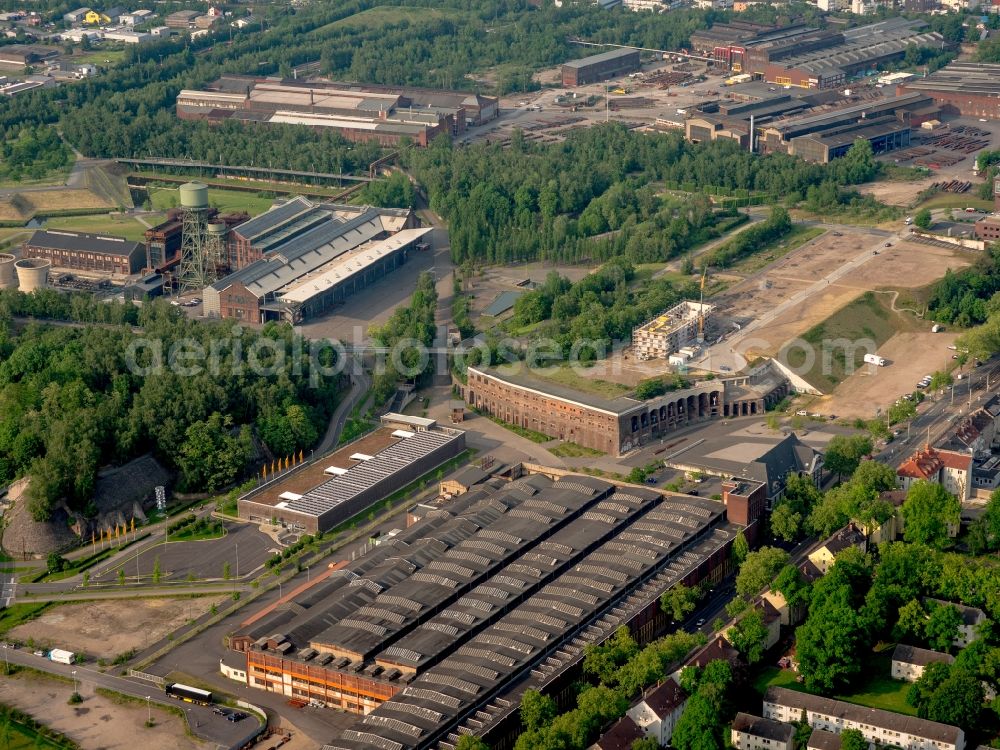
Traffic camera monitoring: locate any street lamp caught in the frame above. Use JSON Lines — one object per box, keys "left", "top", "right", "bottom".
{"left": 145, "top": 695, "right": 151, "bottom": 725}
{"left": 235, "top": 542, "right": 239, "bottom": 582}
{"left": 72, "top": 670, "right": 77, "bottom": 695}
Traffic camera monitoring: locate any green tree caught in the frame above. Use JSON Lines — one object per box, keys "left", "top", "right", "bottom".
{"left": 117, "top": 569, "right": 125, "bottom": 587}
{"left": 893, "top": 598, "right": 927, "bottom": 642}
{"left": 176, "top": 413, "right": 252, "bottom": 493}
{"left": 770, "top": 502, "right": 803, "bottom": 543}
{"left": 223, "top": 561, "right": 232, "bottom": 581}
{"left": 926, "top": 669, "right": 983, "bottom": 727}
{"left": 735, "top": 547, "right": 789, "bottom": 599}
{"left": 914, "top": 208, "right": 932, "bottom": 230}
{"left": 908, "top": 661, "right": 951, "bottom": 716}
{"left": 661, "top": 583, "right": 701, "bottom": 622}
{"left": 901, "top": 481, "right": 960, "bottom": 548}
{"left": 152, "top": 556, "right": 161, "bottom": 585}
{"left": 583, "top": 625, "right": 638, "bottom": 685}
{"left": 728, "top": 607, "right": 769, "bottom": 664}
{"left": 732, "top": 530, "right": 749, "bottom": 566}
{"left": 794, "top": 569, "right": 867, "bottom": 692}
{"left": 520, "top": 689, "right": 556, "bottom": 732}
{"left": 633, "top": 738, "right": 660, "bottom": 750}
{"left": 455, "top": 737, "right": 489, "bottom": 750}
{"left": 840, "top": 729, "right": 866, "bottom": 750}
{"left": 824, "top": 434, "right": 873, "bottom": 480}
{"left": 924, "top": 601, "right": 961, "bottom": 652}
{"left": 671, "top": 694, "right": 721, "bottom": 750}
{"left": 929, "top": 371, "right": 953, "bottom": 392}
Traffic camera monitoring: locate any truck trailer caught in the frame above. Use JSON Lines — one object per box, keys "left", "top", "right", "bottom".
{"left": 49, "top": 649, "right": 75, "bottom": 665}
{"left": 863, "top": 353, "right": 886, "bottom": 367}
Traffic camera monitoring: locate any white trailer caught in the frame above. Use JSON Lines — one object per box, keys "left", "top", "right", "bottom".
{"left": 49, "top": 649, "right": 74, "bottom": 665}
{"left": 863, "top": 353, "right": 886, "bottom": 366}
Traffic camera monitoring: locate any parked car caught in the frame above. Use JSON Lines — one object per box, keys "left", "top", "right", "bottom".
{"left": 795, "top": 409, "right": 808, "bottom": 416}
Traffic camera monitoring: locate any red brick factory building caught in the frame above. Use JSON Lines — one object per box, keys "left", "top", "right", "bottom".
{"left": 458, "top": 361, "right": 789, "bottom": 456}
{"left": 898, "top": 61, "right": 1000, "bottom": 120}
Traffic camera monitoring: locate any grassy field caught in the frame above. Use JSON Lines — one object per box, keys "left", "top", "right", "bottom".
{"left": 915, "top": 193, "right": 993, "bottom": 212}
{"left": 728, "top": 225, "right": 826, "bottom": 276}
{"left": 754, "top": 651, "right": 915, "bottom": 716}
{"left": 148, "top": 186, "right": 276, "bottom": 216}
{"left": 533, "top": 366, "right": 632, "bottom": 400}
{"left": 550, "top": 441, "right": 604, "bottom": 458}
{"left": 0, "top": 166, "right": 72, "bottom": 190}
{"left": 43, "top": 213, "right": 152, "bottom": 241}
{"left": 0, "top": 603, "right": 51, "bottom": 636}
{"left": 781, "top": 291, "right": 919, "bottom": 393}
{"left": 0, "top": 705, "right": 78, "bottom": 750}
{"left": 73, "top": 48, "right": 127, "bottom": 66}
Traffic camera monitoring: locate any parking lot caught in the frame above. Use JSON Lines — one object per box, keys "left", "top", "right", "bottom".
{"left": 89, "top": 521, "right": 277, "bottom": 584}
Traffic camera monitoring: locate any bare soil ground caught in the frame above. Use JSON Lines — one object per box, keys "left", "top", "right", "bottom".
{"left": 809, "top": 330, "right": 963, "bottom": 419}
{"left": 9, "top": 597, "right": 227, "bottom": 659}
{"left": 0, "top": 670, "right": 204, "bottom": 750}
{"left": 861, "top": 175, "right": 937, "bottom": 206}
{"left": 724, "top": 233, "right": 973, "bottom": 358}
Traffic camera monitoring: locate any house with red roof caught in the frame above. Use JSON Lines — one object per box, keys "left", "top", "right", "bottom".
{"left": 896, "top": 445, "right": 971, "bottom": 502}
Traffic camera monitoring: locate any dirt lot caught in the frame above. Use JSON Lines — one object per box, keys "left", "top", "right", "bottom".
{"left": 0, "top": 670, "right": 204, "bottom": 750}
{"left": 717, "top": 231, "right": 973, "bottom": 358}
{"left": 862, "top": 175, "right": 938, "bottom": 206}
{"left": 710, "top": 228, "right": 884, "bottom": 356}
{"left": 9, "top": 597, "right": 227, "bottom": 659}
{"left": 809, "top": 330, "right": 963, "bottom": 419}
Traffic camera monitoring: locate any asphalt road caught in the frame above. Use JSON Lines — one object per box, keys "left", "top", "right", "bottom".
{"left": 875, "top": 358, "right": 1000, "bottom": 467}
{"left": 1, "top": 646, "right": 261, "bottom": 750}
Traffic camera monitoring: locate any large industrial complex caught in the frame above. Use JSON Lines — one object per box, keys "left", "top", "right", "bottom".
{"left": 692, "top": 18, "right": 949, "bottom": 90}
{"left": 684, "top": 86, "right": 939, "bottom": 163}
{"left": 458, "top": 361, "right": 790, "bottom": 456}
{"left": 227, "top": 465, "right": 756, "bottom": 748}
{"left": 898, "top": 61, "right": 1000, "bottom": 120}
{"left": 203, "top": 196, "right": 430, "bottom": 323}
{"left": 238, "top": 415, "right": 465, "bottom": 533}
{"left": 176, "top": 76, "right": 500, "bottom": 146}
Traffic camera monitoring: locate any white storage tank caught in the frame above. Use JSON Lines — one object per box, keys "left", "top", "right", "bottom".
{"left": 0, "top": 253, "right": 15, "bottom": 289}
{"left": 14, "top": 258, "right": 50, "bottom": 292}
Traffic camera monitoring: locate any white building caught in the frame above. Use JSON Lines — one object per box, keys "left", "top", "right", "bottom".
{"left": 627, "top": 677, "right": 688, "bottom": 746}
{"left": 763, "top": 687, "right": 965, "bottom": 750}
{"left": 120, "top": 9, "right": 154, "bottom": 25}
{"left": 732, "top": 713, "right": 795, "bottom": 750}
{"left": 924, "top": 599, "right": 986, "bottom": 649}
{"left": 632, "top": 300, "right": 713, "bottom": 361}
{"left": 897, "top": 447, "right": 972, "bottom": 504}
{"left": 891, "top": 644, "right": 954, "bottom": 683}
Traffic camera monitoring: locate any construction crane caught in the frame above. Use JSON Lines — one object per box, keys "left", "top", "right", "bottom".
{"left": 697, "top": 267, "right": 708, "bottom": 343}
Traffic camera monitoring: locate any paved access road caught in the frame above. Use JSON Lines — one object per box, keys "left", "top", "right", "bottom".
{"left": 2, "top": 647, "right": 262, "bottom": 749}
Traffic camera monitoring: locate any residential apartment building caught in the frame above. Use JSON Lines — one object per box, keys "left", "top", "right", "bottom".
{"left": 807, "top": 524, "right": 866, "bottom": 575}
{"left": 896, "top": 446, "right": 972, "bottom": 502}
{"left": 732, "top": 713, "right": 795, "bottom": 750}
{"left": 763, "top": 687, "right": 965, "bottom": 750}
{"left": 891, "top": 644, "right": 954, "bottom": 683}
{"left": 924, "top": 599, "right": 986, "bottom": 648}
{"left": 627, "top": 678, "right": 688, "bottom": 746}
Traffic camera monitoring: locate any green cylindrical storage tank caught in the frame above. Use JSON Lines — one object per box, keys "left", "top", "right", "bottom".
{"left": 179, "top": 182, "right": 209, "bottom": 210}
